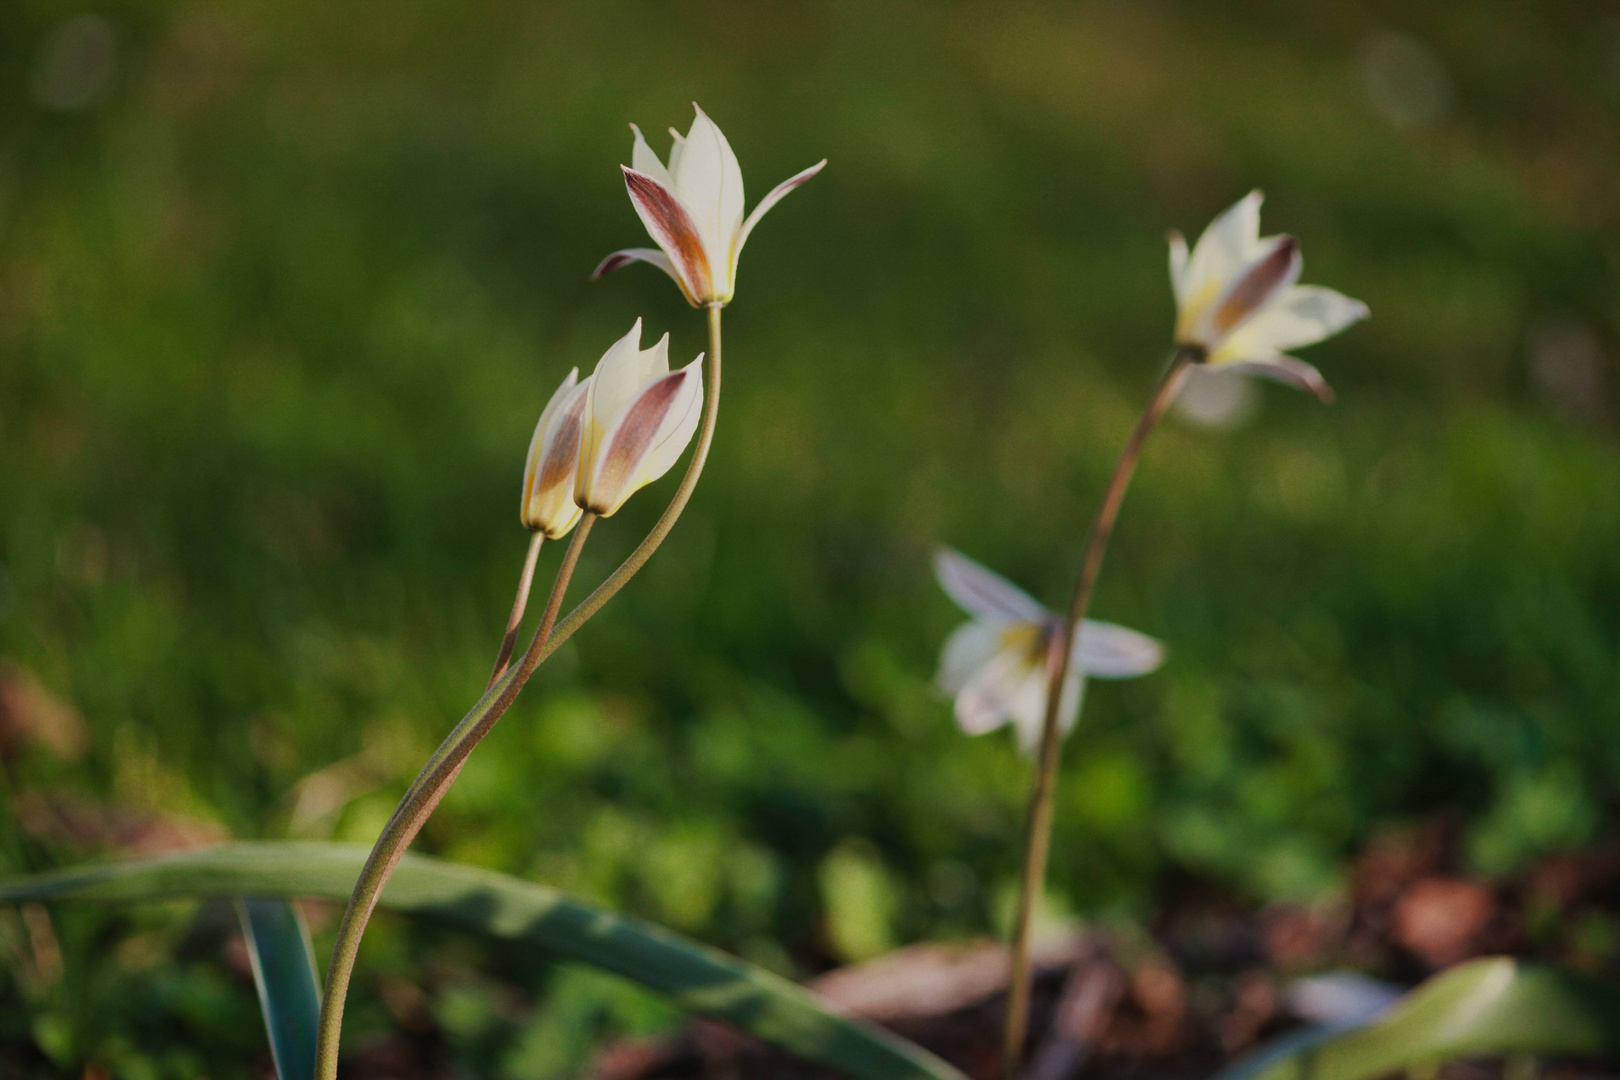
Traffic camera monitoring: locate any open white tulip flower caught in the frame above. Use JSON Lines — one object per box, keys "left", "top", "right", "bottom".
{"left": 574, "top": 319, "right": 704, "bottom": 518}
{"left": 592, "top": 104, "right": 826, "bottom": 307}
{"left": 520, "top": 368, "right": 591, "bottom": 539}
{"left": 934, "top": 549, "right": 1165, "bottom": 754}
{"left": 1170, "top": 190, "right": 1369, "bottom": 402}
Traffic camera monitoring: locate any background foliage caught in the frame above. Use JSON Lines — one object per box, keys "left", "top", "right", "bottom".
{"left": 2, "top": 0, "right": 1619, "bottom": 1075}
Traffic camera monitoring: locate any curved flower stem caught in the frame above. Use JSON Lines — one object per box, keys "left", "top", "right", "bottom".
{"left": 313, "top": 512, "right": 594, "bottom": 1080}
{"left": 396, "top": 305, "right": 724, "bottom": 796}
{"left": 489, "top": 531, "right": 544, "bottom": 690}
{"left": 311, "top": 305, "right": 725, "bottom": 1080}
{"left": 1000, "top": 351, "right": 1194, "bottom": 1080}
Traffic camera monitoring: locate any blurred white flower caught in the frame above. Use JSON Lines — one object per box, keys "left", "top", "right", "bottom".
{"left": 593, "top": 104, "right": 826, "bottom": 306}
{"left": 933, "top": 549, "right": 1164, "bottom": 753}
{"left": 574, "top": 319, "right": 704, "bottom": 517}
{"left": 520, "top": 367, "right": 590, "bottom": 538}
{"left": 1169, "top": 191, "right": 1368, "bottom": 402}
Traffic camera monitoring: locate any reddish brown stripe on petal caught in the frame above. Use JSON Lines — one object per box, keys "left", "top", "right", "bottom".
{"left": 622, "top": 168, "right": 713, "bottom": 300}
{"left": 1212, "top": 237, "right": 1298, "bottom": 337}
{"left": 536, "top": 392, "right": 588, "bottom": 494}
{"left": 590, "top": 252, "right": 640, "bottom": 280}
{"left": 590, "top": 372, "right": 688, "bottom": 510}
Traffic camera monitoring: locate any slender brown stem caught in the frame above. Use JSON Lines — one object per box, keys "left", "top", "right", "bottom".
{"left": 312, "top": 305, "right": 725, "bottom": 1080}
{"left": 489, "top": 531, "right": 544, "bottom": 690}
{"left": 313, "top": 513, "right": 594, "bottom": 1080}
{"left": 1001, "top": 352, "right": 1193, "bottom": 1080}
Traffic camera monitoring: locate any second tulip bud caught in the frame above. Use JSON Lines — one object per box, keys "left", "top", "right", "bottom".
{"left": 575, "top": 319, "right": 705, "bottom": 517}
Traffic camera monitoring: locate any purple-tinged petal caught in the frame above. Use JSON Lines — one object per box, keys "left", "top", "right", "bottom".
{"left": 734, "top": 159, "right": 827, "bottom": 262}
{"left": 933, "top": 548, "right": 1048, "bottom": 625}
{"left": 1222, "top": 354, "right": 1335, "bottom": 403}
{"left": 622, "top": 166, "right": 713, "bottom": 305}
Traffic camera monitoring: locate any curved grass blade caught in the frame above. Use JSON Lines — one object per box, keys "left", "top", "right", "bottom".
{"left": 236, "top": 898, "right": 321, "bottom": 1080}
{"left": 1214, "top": 957, "right": 1620, "bottom": 1080}
{"left": 1, "top": 842, "right": 965, "bottom": 1080}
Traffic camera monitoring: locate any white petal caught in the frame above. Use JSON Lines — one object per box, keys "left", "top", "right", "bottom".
{"left": 620, "top": 167, "right": 713, "bottom": 304}
{"left": 1178, "top": 191, "right": 1263, "bottom": 338}
{"left": 629, "top": 124, "right": 672, "bottom": 189}
{"left": 938, "top": 621, "right": 1004, "bottom": 696}
{"left": 1188, "top": 190, "right": 1263, "bottom": 285}
{"left": 933, "top": 548, "right": 1048, "bottom": 625}
{"left": 1218, "top": 354, "right": 1335, "bottom": 403}
{"left": 523, "top": 367, "right": 579, "bottom": 484}
{"left": 1010, "top": 667, "right": 1068, "bottom": 754}
{"left": 522, "top": 375, "right": 590, "bottom": 538}
{"left": 733, "top": 159, "right": 826, "bottom": 272}
{"left": 666, "top": 127, "right": 686, "bottom": 177}
{"left": 640, "top": 330, "right": 671, "bottom": 384}
{"left": 1211, "top": 285, "right": 1369, "bottom": 361}
{"left": 1071, "top": 620, "right": 1166, "bottom": 679}
{"left": 521, "top": 368, "right": 580, "bottom": 527}
{"left": 954, "top": 642, "right": 1039, "bottom": 737}
{"left": 625, "top": 354, "right": 703, "bottom": 491}
{"left": 578, "top": 358, "right": 703, "bottom": 516}
{"left": 578, "top": 319, "right": 646, "bottom": 481}
{"left": 1168, "top": 230, "right": 1190, "bottom": 304}
{"left": 590, "top": 248, "right": 697, "bottom": 304}
{"left": 1189, "top": 235, "right": 1301, "bottom": 348}
{"left": 673, "top": 105, "right": 745, "bottom": 286}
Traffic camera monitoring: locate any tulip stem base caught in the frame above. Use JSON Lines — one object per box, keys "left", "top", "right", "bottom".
{"left": 489, "top": 531, "right": 544, "bottom": 689}
{"left": 1000, "top": 351, "right": 1193, "bottom": 1080}
{"left": 310, "top": 308, "right": 727, "bottom": 1080}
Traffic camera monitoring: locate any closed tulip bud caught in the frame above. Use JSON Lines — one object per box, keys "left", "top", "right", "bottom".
{"left": 1169, "top": 191, "right": 1368, "bottom": 402}
{"left": 520, "top": 368, "right": 591, "bottom": 538}
{"left": 574, "top": 319, "right": 704, "bottom": 517}
{"left": 592, "top": 104, "right": 826, "bottom": 307}
{"left": 933, "top": 549, "right": 1165, "bottom": 754}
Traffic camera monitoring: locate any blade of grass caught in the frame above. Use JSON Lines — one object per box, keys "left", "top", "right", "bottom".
{"left": 1213, "top": 957, "right": 1620, "bottom": 1080}
{"left": 3, "top": 843, "right": 965, "bottom": 1080}
{"left": 236, "top": 897, "right": 321, "bottom": 1080}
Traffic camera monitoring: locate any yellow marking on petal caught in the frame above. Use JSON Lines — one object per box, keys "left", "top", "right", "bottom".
{"left": 1177, "top": 278, "right": 1222, "bottom": 342}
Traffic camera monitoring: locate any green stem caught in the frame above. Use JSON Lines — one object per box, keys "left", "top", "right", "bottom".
{"left": 396, "top": 305, "right": 724, "bottom": 796}
{"left": 311, "top": 305, "right": 725, "bottom": 1080}
{"left": 489, "top": 531, "right": 543, "bottom": 690}
{"left": 313, "top": 512, "right": 594, "bottom": 1080}
{"left": 1000, "top": 352, "right": 1192, "bottom": 1080}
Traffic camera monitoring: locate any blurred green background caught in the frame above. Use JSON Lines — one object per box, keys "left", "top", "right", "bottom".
{"left": 2, "top": 0, "right": 1619, "bottom": 1075}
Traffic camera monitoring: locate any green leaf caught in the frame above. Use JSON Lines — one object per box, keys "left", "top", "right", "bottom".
{"left": 236, "top": 898, "right": 321, "bottom": 1080}
{"left": 1, "top": 842, "right": 965, "bottom": 1080}
{"left": 1216, "top": 957, "right": 1620, "bottom": 1080}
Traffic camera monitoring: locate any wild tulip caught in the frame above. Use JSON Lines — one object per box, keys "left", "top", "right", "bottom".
{"left": 520, "top": 368, "right": 591, "bottom": 539}
{"left": 592, "top": 104, "right": 826, "bottom": 307}
{"left": 574, "top": 319, "right": 705, "bottom": 517}
{"left": 934, "top": 548, "right": 1164, "bottom": 753}
{"left": 1169, "top": 190, "right": 1368, "bottom": 401}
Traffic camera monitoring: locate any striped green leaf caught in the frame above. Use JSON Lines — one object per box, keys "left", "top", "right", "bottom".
{"left": 1, "top": 842, "right": 964, "bottom": 1080}
{"left": 236, "top": 898, "right": 321, "bottom": 1080}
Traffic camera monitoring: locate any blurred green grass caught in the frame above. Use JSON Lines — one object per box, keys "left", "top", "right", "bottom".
{"left": 3, "top": 0, "right": 1620, "bottom": 1074}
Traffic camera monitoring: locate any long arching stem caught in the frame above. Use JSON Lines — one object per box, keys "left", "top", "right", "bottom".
{"left": 1000, "top": 352, "right": 1193, "bottom": 1080}
{"left": 311, "top": 305, "right": 725, "bottom": 1080}
{"left": 489, "top": 531, "right": 543, "bottom": 689}
{"left": 312, "top": 513, "right": 594, "bottom": 1079}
